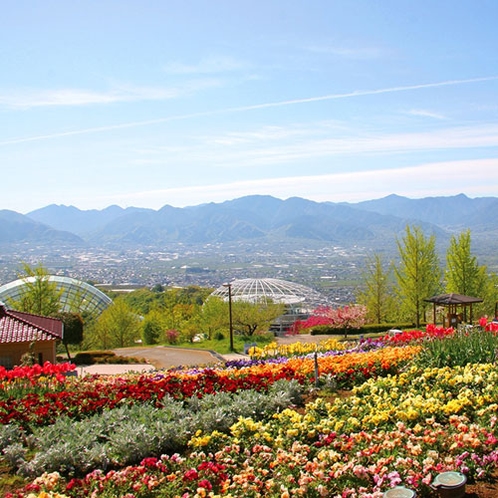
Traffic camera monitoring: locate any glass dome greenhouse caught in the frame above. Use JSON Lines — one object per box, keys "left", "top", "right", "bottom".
{"left": 210, "top": 278, "right": 328, "bottom": 312}
{"left": 0, "top": 275, "right": 112, "bottom": 319}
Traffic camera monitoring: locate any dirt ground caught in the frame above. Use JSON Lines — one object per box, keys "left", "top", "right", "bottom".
{"left": 465, "top": 475, "right": 498, "bottom": 498}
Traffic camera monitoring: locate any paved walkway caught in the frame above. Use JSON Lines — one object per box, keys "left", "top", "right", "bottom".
{"left": 78, "top": 335, "right": 326, "bottom": 375}
{"left": 78, "top": 346, "right": 248, "bottom": 375}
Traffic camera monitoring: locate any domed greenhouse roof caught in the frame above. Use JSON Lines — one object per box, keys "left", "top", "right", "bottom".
{"left": 0, "top": 275, "right": 112, "bottom": 319}
{"left": 210, "top": 278, "right": 328, "bottom": 310}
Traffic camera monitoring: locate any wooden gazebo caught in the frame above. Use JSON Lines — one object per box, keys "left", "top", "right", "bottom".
{"left": 424, "top": 293, "right": 483, "bottom": 327}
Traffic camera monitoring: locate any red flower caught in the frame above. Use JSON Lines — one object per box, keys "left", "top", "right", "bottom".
{"left": 183, "top": 468, "right": 199, "bottom": 481}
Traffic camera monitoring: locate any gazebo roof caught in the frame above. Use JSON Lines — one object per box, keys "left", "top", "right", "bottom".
{"left": 424, "top": 293, "right": 483, "bottom": 305}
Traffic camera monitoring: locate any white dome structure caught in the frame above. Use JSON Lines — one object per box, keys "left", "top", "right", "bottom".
{"left": 210, "top": 278, "right": 328, "bottom": 311}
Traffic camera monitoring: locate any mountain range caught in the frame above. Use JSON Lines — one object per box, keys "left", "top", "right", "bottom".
{"left": 1, "top": 193, "right": 497, "bottom": 250}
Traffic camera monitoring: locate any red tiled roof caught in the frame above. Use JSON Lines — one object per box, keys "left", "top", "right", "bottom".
{"left": 0, "top": 306, "right": 63, "bottom": 344}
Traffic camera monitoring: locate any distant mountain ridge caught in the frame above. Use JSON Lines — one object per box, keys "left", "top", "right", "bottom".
{"left": 1, "top": 193, "right": 496, "bottom": 248}
{"left": 0, "top": 209, "right": 83, "bottom": 245}
{"left": 352, "top": 193, "right": 498, "bottom": 227}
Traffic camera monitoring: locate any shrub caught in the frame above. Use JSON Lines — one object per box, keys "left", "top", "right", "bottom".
{"left": 310, "top": 325, "right": 346, "bottom": 335}
{"left": 310, "top": 323, "right": 419, "bottom": 336}
{"left": 165, "top": 329, "right": 180, "bottom": 344}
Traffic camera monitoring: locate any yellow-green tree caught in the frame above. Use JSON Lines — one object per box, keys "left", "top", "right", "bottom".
{"left": 394, "top": 225, "right": 442, "bottom": 327}
{"left": 356, "top": 254, "right": 396, "bottom": 324}
{"left": 445, "top": 229, "right": 498, "bottom": 318}
{"left": 91, "top": 298, "right": 141, "bottom": 349}
{"left": 141, "top": 309, "right": 164, "bottom": 345}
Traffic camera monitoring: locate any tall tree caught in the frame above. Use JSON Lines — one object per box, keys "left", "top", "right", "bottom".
{"left": 445, "top": 229, "right": 485, "bottom": 296}
{"left": 394, "top": 226, "right": 442, "bottom": 327}
{"left": 91, "top": 298, "right": 141, "bottom": 349}
{"left": 444, "top": 230, "right": 498, "bottom": 320}
{"left": 8, "top": 263, "right": 63, "bottom": 316}
{"left": 356, "top": 254, "right": 396, "bottom": 324}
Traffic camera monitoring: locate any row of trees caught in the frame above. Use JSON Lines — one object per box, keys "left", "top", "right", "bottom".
{"left": 356, "top": 227, "right": 498, "bottom": 326}
{"left": 83, "top": 289, "right": 286, "bottom": 350}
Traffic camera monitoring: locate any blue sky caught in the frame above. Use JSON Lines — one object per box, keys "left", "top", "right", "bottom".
{"left": 2, "top": 1, "right": 498, "bottom": 213}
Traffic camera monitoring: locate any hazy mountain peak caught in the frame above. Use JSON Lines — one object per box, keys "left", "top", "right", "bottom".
{"left": 6, "top": 193, "right": 495, "bottom": 249}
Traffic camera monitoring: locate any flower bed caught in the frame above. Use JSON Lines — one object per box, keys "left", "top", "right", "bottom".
{"left": 4, "top": 325, "right": 498, "bottom": 497}
{"left": 0, "top": 345, "right": 417, "bottom": 428}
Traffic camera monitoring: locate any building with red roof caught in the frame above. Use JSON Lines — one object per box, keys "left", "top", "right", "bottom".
{"left": 0, "top": 304, "right": 63, "bottom": 368}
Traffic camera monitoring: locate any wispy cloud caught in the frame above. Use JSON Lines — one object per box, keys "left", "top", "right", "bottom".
{"left": 0, "top": 87, "right": 175, "bottom": 109}
{"left": 305, "top": 43, "right": 384, "bottom": 59}
{"left": 105, "top": 158, "right": 498, "bottom": 209}
{"left": 0, "top": 79, "right": 221, "bottom": 110}
{"left": 133, "top": 123, "right": 498, "bottom": 169}
{"left": 1, "top": 76, "right": 497, "bottom": 144}
{"left": 408, "top": 109, "right": 447, "bottom": 120}
{"left": 164, "top": 55, "right": 249, "bottom": 75}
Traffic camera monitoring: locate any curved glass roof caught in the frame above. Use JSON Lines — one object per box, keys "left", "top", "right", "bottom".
{"left": 0, "top": 276, "right": 112, "bottom": 318}
{"left": 210, "top": 278, "right": 328, "bottom": 310}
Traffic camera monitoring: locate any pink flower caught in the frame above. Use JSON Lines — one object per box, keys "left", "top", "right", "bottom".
{"left": 422, "top": 473, "right": 433, "bottom": 485}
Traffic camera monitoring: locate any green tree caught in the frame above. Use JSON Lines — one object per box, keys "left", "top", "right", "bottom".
{"left": 394, "top": 226, "right": 442, "bottom": 327}
{"left": 8, "top": 263, "right": 63, "bottom": 316}
{"left": 445, "top": 229, "right": 487, "bottom": 296}
{"left": 53, "top": 311, "right": 84, "bottom": 360}
{"left": 160, "top": 286, "right": 212, "bottom": 309}
{"left": 121, "top": 288, "right": 162, "bottom": 315}
{"left": 356, "top": 254, "right": 396, "bottom": 324}
{"left": 91, "top": 298, "right": 141, "bottom": 349}
{"left": 198, "top": 297, "right": 229, "bottom": 340}
{"left": 445, "top": 229, "right": 494, "bottom": 320}
{"left": 141, "top": 310, "right": 163, "bottom": 345}
{"left": 232, "top": 300, "right": 285, "bottom": 336}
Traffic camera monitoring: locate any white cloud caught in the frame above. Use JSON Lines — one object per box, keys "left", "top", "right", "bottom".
{"left": 0, "top": 87, "right": 177, "bottom": 109}
{"left": 3, "top": 74, "right": 495, "bottom": 114}
{"left": 164, "top": 55, "right": 249, "bottom": 75}
{"left": 0, "top": 79, "right": 223, "bottom": 110}
{"left": 131, "top": 123, "right": 498, "bottom": 169}
{"left": 407, "top": 109, "right": 447, "bottom": 120}
{"left": 305, "top": 43, "right": 384, "bottom": 59}
{"left": 101, "top": 158, "right": 498, "bottom": 209}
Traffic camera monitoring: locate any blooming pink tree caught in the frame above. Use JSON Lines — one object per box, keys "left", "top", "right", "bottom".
{"left": 297, "top": 304, "right": 367, "bottom": 337}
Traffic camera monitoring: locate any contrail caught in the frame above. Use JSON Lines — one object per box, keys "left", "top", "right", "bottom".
{"left": 1, "top": 76, "right": 497, "bottom": 146}
{"left": 233, "top": 76, "right": 498, "bottom": 111}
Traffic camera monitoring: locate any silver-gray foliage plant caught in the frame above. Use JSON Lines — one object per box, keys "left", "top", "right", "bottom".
{"left": 5, "top": 379, "right": 303, "bottom": 477}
